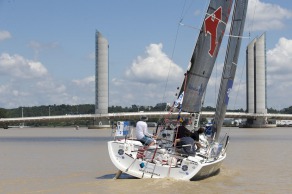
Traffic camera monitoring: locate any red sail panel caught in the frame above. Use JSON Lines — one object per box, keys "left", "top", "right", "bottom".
{"left": 180, "top": 0, "right": 234, "bottom": 113}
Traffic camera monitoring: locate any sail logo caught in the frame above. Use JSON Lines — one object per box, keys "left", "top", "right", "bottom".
{"left": 174, "top": 92, "right": 184, "bottom": 108}
{"left": 188, "top": 83, "right": 204, "bottom": 96}
{"left": 204, "top": 7, "right": 222, "bottom": 57}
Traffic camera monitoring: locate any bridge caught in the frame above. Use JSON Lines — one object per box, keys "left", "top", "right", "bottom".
{"left": 1, "top": 111, "right": 292, "bottom": 126}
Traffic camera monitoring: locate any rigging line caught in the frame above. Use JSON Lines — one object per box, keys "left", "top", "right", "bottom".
{"left": 203, "top": 0, "right": 210, "bottom": 20}
{"left": 233, "top": 0, "right": 257, "bottom": 110}
{"left": 161, "top": 0, "right": 187, "bottom": 106}
{"left": 233, "top": 50, "right": 246, "bottom": 110}
{"left": 234, "top": 0, "right": 255, "bottom": 112}
{"left": 179, "top": 22, "right": 201, "bottom": 31}
{"left": 162, "top": 0, "right": 207, "bottom": 107}
{"left": 180, "top": 0, "right": 196, "bottom": 21}
{"left": 160, "top": 2, "right": 190, "bottom": 126}
{"left": 249, "top": 0, "right": 258, "bottom": 35}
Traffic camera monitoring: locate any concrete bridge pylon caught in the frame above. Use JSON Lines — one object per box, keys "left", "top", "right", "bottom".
{"left": 244, "top": 33, "right": 276, "bottom": 128}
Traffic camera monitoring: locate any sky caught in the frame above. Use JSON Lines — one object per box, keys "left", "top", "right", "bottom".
{"left": 0, "top": 0, "right": 292, "bottom": 111}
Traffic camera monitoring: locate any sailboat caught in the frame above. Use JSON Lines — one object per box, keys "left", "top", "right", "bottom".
{"left": 107, "top": 0, "right": 248, "bottom": 180}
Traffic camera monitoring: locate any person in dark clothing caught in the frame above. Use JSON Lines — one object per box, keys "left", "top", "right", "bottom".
{"left": 190, "top": 127, "right": 205, "bottom": 150}
{"left": 173, "top": 136, "right": 196, "bottom": 155}
{"left": 174, "top": 120, "right": 191, "bottom": 148}
{"left": 175, "top": 120, "right": 191, "bottom": 139}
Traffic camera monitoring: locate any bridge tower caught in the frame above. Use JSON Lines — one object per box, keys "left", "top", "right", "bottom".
{"left": 90, "top": 31, "right": 110, "bottom": 128}
{"left": 245, "top": 33, "right": 272, "bottom": 127}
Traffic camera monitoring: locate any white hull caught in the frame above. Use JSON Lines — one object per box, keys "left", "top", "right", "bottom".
{"left": 108, "top": 139, "right": 226, "bottom": 180}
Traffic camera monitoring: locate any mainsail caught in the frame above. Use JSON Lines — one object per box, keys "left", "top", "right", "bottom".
{"left": 179, "top": 0, "right": 234, "bottom": 113}
{"left": 212, "top": 0, "right": 249, "bottom": 140}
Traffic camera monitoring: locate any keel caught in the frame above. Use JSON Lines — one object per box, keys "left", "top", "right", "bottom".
{"left": 113, "top": 170, "right": 122, "bottom": 179}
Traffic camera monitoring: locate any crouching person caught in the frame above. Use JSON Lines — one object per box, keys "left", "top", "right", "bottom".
{"left": 173, "top": 136, "right": 196, "bottom": 155}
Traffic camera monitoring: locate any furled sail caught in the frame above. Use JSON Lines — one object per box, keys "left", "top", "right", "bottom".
{"left": 212, "top": 0, "right": 249, "bottom": 140}
{"left": 179, "top": 0, "right": 234, "bottom": 113}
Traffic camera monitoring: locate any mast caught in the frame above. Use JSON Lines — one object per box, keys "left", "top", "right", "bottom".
{"left": 179, "top": 0, "right": 234, "bottom": 113}
{"left": 212, "top": 0, "right": 249, "bottom": 141}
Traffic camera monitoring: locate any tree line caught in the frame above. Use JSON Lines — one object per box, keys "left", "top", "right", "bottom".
{"left": 1, "top": 103, "right": 291, "bottom": 119}
{"left": 0, "top": 103, "right": 291, "bottom": 127}
{"left": 0, "top": 103, "right": 168, "bottom": 118}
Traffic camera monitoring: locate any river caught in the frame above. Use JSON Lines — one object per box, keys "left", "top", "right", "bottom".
{"left": 0, "top": 127, "right": 291, "bottom": 193}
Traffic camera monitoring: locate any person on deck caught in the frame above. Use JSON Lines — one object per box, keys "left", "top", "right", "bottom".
{"left": 173, "top": 136, "right": 196, "bottom": 155}
{"left": 174, "top": 120, "right": 191, "bottom": 147}
{"left": 190, "top": 127, "right": 205, "bottom": 151}
{"left": 136, "top": 116, "right": 156, "bottom": 147}
{"left": 175, "top": 120, "right": 191, "bottom": 139}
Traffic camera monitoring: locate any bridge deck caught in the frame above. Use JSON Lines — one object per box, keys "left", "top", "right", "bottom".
{"left": 1, "top": 111, "right": 292, "bottom": 124}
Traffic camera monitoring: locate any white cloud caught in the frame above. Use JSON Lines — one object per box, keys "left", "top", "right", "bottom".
{"left": 107, "top": 43, "right": 185, "bottom": 107}
{"left": 246, "top": 0, "right": 292, "bottom": 31}
{"left": 125, "top": 43, "right": 184, "bottom": 84}
{"left": 267, "top": 37, "right": 292, "bottom": 74}
{"left": 0, "top": 77, "right": 94, "bottom": 108}
{"left": 0, "top": 52, "right": 95, "bottom": 108}
{"left": 266, "top": 37, "right": 292, "bottom": 108}
{"left": 110, "top": 77, "right": 172, "bottom": 107}
{"left": 0, "top": 30, "right": 11, "bottom": 41}
{"left": 36, "top": 80, "right": 67, "bottom": 94}
{"left": 0, "top": 53, "right": 48, "bottom": 79}
{"left": 72, "top": 76, "right": 95, "bottom": 86}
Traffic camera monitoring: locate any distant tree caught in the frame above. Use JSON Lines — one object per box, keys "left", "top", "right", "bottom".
{"left": 267, "top": 107, "right": 279, "bottom": 113}
{"left": 2, "top": 103, "right": 292, "bottom": 127}
{"left": 153, "top": 103, "right": 168, "bottom": 111}
{"left": 227, "top": 108, "right": 245, "bottom": 112}
{"left": 0, "top": 108, "right": 7, "bottom": 118}
{"left": 281, "top": 106, "right": 292, "bottom": 114}
{"left": 202, "top": 106, "right": 216, "bottom": 111}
